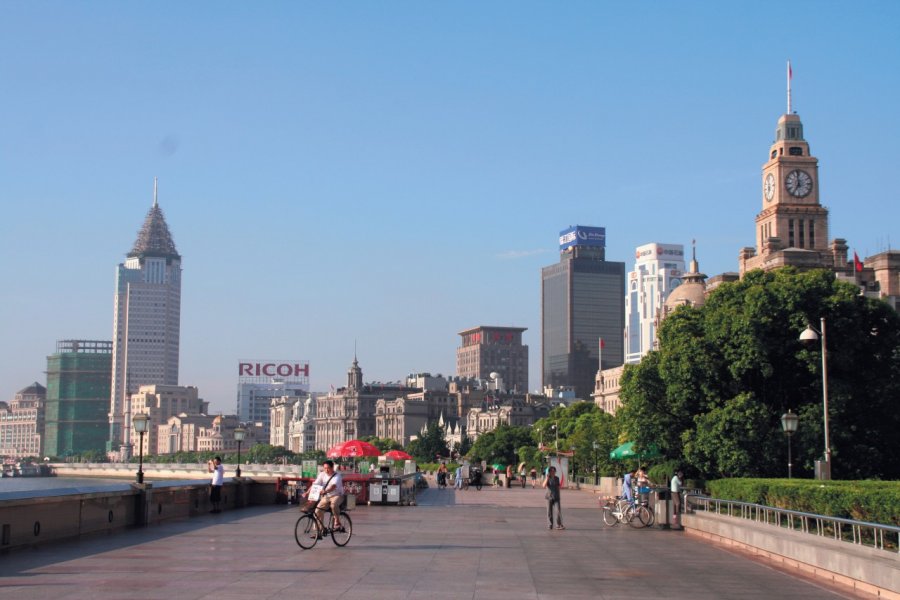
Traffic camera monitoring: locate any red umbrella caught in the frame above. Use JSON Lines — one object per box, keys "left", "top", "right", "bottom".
{"left": 384, "top": 449, "right": 413, "bottom": 460}
{"left": 326, "top": 439, "right": 381, "bottom": 458}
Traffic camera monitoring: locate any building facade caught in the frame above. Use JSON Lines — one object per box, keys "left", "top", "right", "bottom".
{"left": 157, "top": 414, "right": 216, "bottom": 454}
{"left": 0, "top": 383, "right": 46, "bottom": 458}
{"left": 624, "top": 243, "right": 685, "bottom": 364}
{"left": 542, "top": 226, "right": 625, "bottom": 400}
{"left": 456, "top": 326, "right": 528, "bottom": 392}
{"left": 269, "top": 394, "right": 317, "bottom": 453}
{"left": 109, "top": 180, "right": 182, "bottom": 456}
{"left": 44, "top": 340, "right": 112, "bottom": 457}
{"left": 129, "top": 385, "right": 208, "bottom": 457}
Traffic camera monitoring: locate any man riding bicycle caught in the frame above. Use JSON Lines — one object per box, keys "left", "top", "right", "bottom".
{"left": 303, "top": 460, "right": 344, "bottom": 530}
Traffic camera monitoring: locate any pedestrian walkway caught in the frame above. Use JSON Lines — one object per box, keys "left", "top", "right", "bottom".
{"left": 0, "top": 484, "right": 858, "bottom": 599}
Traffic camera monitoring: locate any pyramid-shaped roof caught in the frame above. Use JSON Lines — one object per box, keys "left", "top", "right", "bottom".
{"left": 129, "top": 201, "right": 179, "bottom": 259}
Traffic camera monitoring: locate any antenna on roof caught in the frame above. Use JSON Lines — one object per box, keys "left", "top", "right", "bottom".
{"left": 153, "top": 177, "right": 159, "bottom": 208}
{"left": 787, "top": 60, "right": 793, "bottom": 114}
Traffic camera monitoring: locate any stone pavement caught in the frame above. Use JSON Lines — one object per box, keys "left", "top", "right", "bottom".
{"left": 0, "top": 483, "right": 859, "bottom": 600}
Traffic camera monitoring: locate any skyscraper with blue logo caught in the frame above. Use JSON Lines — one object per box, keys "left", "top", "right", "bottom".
{"left": 541, "top": 226, "right": 625, "bottom": 400}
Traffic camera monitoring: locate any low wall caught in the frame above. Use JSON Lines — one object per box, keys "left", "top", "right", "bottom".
{"left": 0, "top": 479, "right": 277, "bottom": 552}
{"left": 683, "top": 510, "right": 900, "bottom": 599}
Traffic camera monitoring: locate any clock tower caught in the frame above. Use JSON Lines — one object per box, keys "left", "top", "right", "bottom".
{"left": 740, "top": 66, "right": 845, "bottom": 275}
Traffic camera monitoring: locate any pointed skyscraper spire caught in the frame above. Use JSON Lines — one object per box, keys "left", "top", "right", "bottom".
{"left": 130, "top": 178, "right": 179, "bottom": 259}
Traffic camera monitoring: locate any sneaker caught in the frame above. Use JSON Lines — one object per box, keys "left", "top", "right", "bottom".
{"left": 556, "top": 525, "right": 565, "bottom": 530}
{"left": 548, "top": 525, "right": 553, "bottom": 529}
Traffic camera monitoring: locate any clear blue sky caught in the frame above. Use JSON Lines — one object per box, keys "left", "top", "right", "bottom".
{"left": 2, "top": 2, "right": 898, "bottom": 414}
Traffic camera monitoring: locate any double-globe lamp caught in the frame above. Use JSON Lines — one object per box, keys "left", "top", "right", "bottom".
{"left": 132, "top": 413, "right": 150, "bottom": 484}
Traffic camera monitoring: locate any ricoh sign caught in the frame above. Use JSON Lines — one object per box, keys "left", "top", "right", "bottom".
{"left": 238, "top": 360, "right": 310, "bottom": 383}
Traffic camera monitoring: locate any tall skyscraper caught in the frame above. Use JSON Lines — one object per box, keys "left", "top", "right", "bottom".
{"left": 108, "top": 179, "right": 182, "bottom": 455}
{"left": 541, "top": 226, "right": 625, "bottom": 400}
{"left": 44, "top": 340, "right": 112, "bottom": 457}
{"left": 624, "top": 243, "right": 685, "bottom": 364}
{"left": 457, "top": 326, "right": 529, "bottom": 392}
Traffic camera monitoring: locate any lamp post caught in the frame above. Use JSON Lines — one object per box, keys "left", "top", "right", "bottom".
{"left": 592, "top": 441, "right": 600, "bottom": 485}
{"left": 234, "top": 427, "right": 247, "bottom": 478}
{"left": 132, "top": 413, "right": 150, "bottom": 484}
{"left": 800, "top": 317, "right": 832, "bottom": 480}
{"left": 780, "top": 410, "right": 799, "bottom": 478}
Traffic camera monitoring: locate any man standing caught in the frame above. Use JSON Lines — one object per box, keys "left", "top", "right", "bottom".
{"left": 671, "top": 469, "right": 684, "bottom": 529}
{"left": 208, "top": 456, "right": 224, "bottom": 513}
{"left": 311, "top": 460, "right": 344, "bottom": 530}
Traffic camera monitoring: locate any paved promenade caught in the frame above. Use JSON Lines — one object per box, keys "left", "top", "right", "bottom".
{"left": 0, "top": 483, "right": 858, "bottom": 599}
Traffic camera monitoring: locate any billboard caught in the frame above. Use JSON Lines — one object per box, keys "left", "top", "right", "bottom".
{"left": 559, "top": 225, "right": 606, "bottom": 251}
{"left": 238, "top": 360, "right": 310, "bottom": 384}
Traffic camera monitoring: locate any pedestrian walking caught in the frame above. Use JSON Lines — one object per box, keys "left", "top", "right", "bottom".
{"left": 542, "top": 466, "right": 564, "bottom": 530}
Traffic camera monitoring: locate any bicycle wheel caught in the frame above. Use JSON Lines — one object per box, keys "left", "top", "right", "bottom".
{"left": 629, "top": 504, "right": 652, "bottom": 528}
{"left": 294, "top": 513, "right": 320, "bottom": 549}
{"left": 330, "top": 512, "right": 353, "bottom": 547}
{"left": 601, "top": 507, "right": 618, "bottom": 526}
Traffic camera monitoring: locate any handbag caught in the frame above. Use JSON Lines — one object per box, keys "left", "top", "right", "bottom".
{"left": 307, "top": 484, "right": 324, "bottom": 501}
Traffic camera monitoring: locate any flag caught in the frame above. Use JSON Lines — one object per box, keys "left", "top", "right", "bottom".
{"left": 788, "top": 60, "right": 792, "bottom": 81}
{"left": 853, "top": 251, "right": 863, "bottom": 272}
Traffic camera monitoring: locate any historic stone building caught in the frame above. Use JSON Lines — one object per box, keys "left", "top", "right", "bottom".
{"left": 314, "top": 357, "right": 417, "bottom": 451}
{"left": 269, "top": 394, "right": 316, "bottom": 453}
{"left": 195, "top": 414, "right": 259, "bottom": 454}
{"left": 157, "top": 414, "right": 216, "bottom": 454}
{"left": 465, "top": 394, "right": 552, "bottom": 442}
{"left": 0, "top": 382, "right": 46, "bottom": 458}
{"left": 129, "top": 385, "right": 208, "bottom": 457}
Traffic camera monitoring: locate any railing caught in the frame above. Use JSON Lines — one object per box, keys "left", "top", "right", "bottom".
{"left": 687, "top": 494, "right": 900, "bottom": 554}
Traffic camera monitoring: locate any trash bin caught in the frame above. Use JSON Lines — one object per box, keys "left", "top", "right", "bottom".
{"left": 650, "top": 487, "right": 670, "bottom": 529}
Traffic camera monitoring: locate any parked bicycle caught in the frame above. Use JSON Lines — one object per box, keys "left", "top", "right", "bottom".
{"left": 600, "top": 496, "right": 653, "bottom": 528}
{"left": 294, "top": 500, "right": 353, "bottom": 549}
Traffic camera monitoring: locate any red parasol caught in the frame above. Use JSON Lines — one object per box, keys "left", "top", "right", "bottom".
{"left": 326, "top": 439, "right": 381, "bottom": 458}
{"left": 384, "top": 449, "right": 413, "bottom": 460}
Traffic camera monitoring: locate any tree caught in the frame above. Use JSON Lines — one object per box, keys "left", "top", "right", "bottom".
{"left": 468, "top": 424, "right": 533, "bottom": 466}
{"left": 361, "top": 436, "right": 403, "bottom": 453}
{"left": 406, "top": 421, "right": 448, "bottom": 463}
{"left": 618, "top": 268, "right": 900, "bottom": 479}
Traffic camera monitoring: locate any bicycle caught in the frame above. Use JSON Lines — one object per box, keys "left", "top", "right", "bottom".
{"left": 600, "top": 496, "right": 652, "bottom": 528}
{"left": 294, "top": 502, "right": 353, "bottom": 549}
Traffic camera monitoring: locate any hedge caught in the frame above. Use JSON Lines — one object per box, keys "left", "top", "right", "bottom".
{"left": 706, "top": 479, "right": 900, "bottom": 526}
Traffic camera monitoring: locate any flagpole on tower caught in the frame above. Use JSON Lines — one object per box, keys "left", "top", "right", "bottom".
{"left": 787, "top": 60, "right": 793, "bottom": 114}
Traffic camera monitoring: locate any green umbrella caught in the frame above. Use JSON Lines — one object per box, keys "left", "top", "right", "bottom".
{"left": 609, "top": 442, "right": 660, "bottom": 461}
{"left": 491, "top": 463, "right": 505, "bottom": 471}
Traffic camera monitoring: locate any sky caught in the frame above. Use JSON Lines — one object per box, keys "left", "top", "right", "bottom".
{"left": 2, "top": 2, "right": 899, "bottom": 415}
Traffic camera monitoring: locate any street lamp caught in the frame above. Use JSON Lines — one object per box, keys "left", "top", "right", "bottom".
{"left": 780, "top": 410, "right": 799, "bottom": 478}
{"left": 570, "top": 445, "right": 577, "bottom": 488}
{"left": 592, "top": 441, "right": 600, "bottom": 485}
{"left": 800, "top": 317, "right": 832, "bottom": 480}
{"left": 132, "top": 413, "right": 150, "bottom": 484}
{"left": 234, "top": 427, "right": 247, "bottom": 478}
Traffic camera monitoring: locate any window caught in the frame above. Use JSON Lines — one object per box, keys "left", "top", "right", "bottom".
{"left": 789, "top": 147, "right": 803, "bottom": 156}
{"left": 788, "top": 220, "right": 795, "bottom": 247}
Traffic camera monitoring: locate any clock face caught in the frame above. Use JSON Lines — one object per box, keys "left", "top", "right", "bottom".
{"left": 764, "top": 173, "right": 775, "bottom": 201}
{"left": 785, "top": 169, "right": 812, "bottom": 197}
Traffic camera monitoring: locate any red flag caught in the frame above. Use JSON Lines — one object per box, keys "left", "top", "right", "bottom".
{"left": 853, "top": 252, "right": 863, "bottom": 272}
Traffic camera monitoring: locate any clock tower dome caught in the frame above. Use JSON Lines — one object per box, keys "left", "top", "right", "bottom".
{"left": 740, "top": 64, "right": 844, "bottom": 275}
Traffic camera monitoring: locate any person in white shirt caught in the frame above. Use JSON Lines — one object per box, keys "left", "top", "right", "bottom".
{"left": 305, "top": 460, "right": 344, "bottom": 529}
{"left": 670, "top": 469, "right": 684, "bottom": 528}
{"left": 207, "top": 456, "right": 224, "bottom": 513}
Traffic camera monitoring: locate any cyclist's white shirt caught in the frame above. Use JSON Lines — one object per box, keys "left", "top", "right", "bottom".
{"left": 314, "top": 471, "right": 344, "bottom": 497}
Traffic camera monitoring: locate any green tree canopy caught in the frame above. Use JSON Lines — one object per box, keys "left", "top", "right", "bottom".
{"left": 468, "top": 424, "right": 533, "bottom": 466}
{"left": 406, "top": 421, "right": 448, "bottom": 462}
{"left": 618, "top": 268, "right": 900, "bottom": 479}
